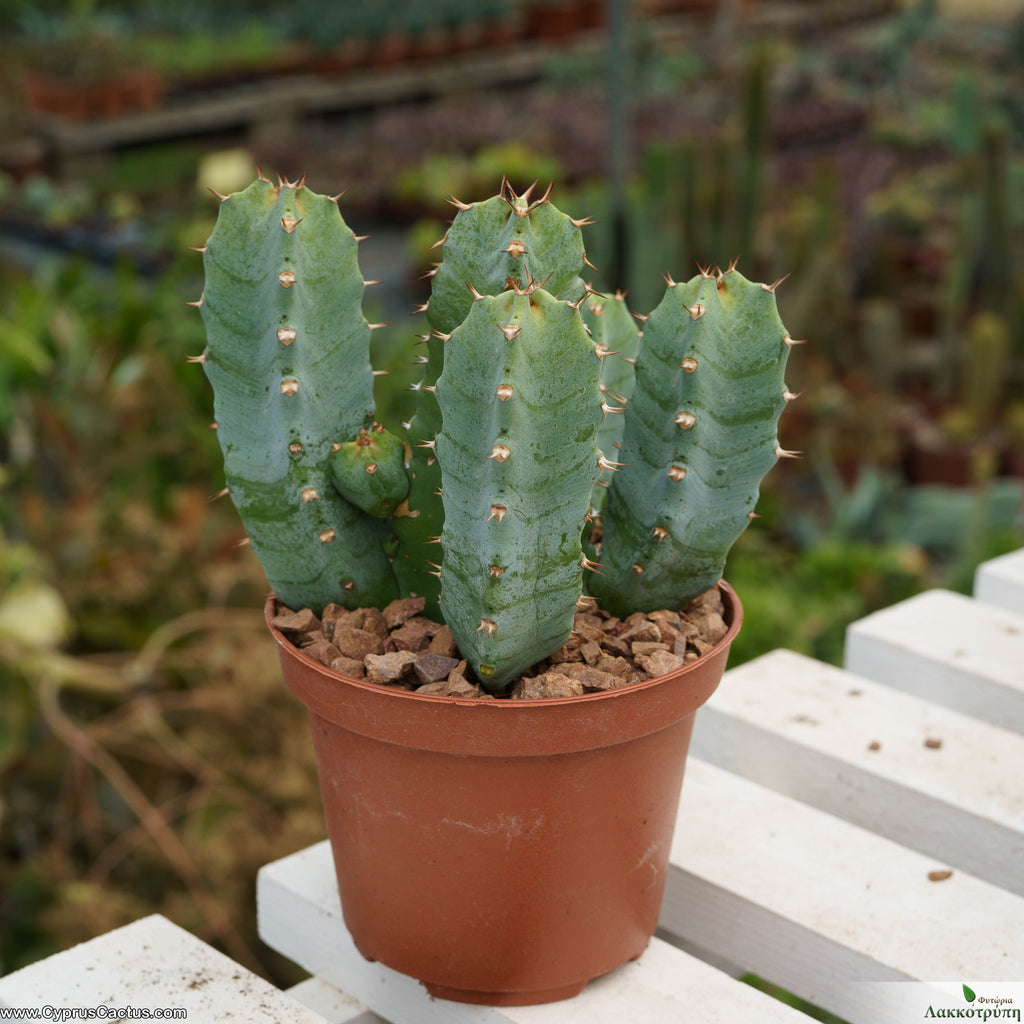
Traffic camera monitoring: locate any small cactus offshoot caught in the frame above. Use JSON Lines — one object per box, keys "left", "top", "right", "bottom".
{"left": 193, "top": 176, "right": 797, "bottom": 691}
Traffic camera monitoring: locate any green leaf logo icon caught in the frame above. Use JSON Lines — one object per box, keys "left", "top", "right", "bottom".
{"left": 963, "top": 985, "right": 977, "bottom": 1003}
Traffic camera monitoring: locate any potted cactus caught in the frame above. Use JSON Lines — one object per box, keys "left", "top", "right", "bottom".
{"left": 192, "top": 174, "right": 796, "bottom": 1005}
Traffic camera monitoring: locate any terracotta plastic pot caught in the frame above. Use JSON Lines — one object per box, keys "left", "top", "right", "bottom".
{"left": 266, "top": 581, "right": 741, "bottom": 1006}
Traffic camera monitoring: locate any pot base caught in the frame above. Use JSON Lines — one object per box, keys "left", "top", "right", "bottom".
{"left": 424, "top": 980, "right": 587, "bottom": 1006}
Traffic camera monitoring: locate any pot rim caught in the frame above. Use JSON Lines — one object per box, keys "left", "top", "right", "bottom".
{"left": 265, "top": 579, "right": 740, "bottom": 709}
{"left": 265, "top": 581, "right": 742, "bottom": 756}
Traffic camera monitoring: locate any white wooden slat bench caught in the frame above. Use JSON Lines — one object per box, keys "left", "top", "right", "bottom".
{"left": 3, "top": 549, "right": 1023, "bottom": 1024}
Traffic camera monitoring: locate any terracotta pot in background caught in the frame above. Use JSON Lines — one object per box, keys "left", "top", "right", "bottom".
{"left": 266, "top": 582, "right": 742, "bottom": 1006}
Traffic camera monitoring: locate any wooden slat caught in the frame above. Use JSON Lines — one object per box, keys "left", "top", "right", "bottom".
{"left": 975, "top": 548, "right": 1024, "bottom": 614}
{"left": 0, "top": 915, "right": 332, "bottom": 1022}
{"left": 257, "top": 841, "right": 814, "bottom": 1024}
{"left": 662, "top": 760, "right": 1024, "bottom": 1024}
{"left": 844, "top": 589, "right": 1024, "bottom": 733}
{"left": 690, "top": 648, "right": 1024, "bottom": 894}
{"left": 287, "top": 978, "right": 385, "bottom": 1024}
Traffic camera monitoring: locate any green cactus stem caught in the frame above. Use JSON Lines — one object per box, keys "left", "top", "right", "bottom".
{"left": 426, "top": 179, "right": 590, "bottom": 335}
{"left": 329, "top": 422, "right": 410, "bottom": 517}
{"left": 198, "top": 176, "right": 398, "bottom": 612}
{"left": 393, "top": 179, "right": 595, "bottom": 613}
{"left": 583, "top": 289, "right": 642, "bottom": 505}
{"left": 589, "top": 267, "right": 794, "bottom": 617}
{"left": 387, "top": 329, "right": 447, "bottom": 612}
{"left": 434, "top": 285, "right": 603, "bottom": 690}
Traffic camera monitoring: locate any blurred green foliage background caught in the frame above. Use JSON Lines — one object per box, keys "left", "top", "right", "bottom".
{"left": 0, "top": 0, "right": 1022, "bottom": 991}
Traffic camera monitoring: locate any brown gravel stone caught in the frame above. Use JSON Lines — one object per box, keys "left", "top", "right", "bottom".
{"left": 673, "top": 623, "right": 700, "bottom": 655}
{"left": 654, "top": 620, "right": 681, "bottom": 646}
{"left": 271, "top": 608, "right": 321, "bottom": 633}
{"left": 446, "top": 675, "right": 482, "bottom": 698}
{"left": 553, "top": 662, "right": 622, "bottom": 691}
{"left": 342, "top": 608, "right": 369, "bottom": 630}
{"left": 333, "top": 627, "right": 385, "bottom": 660}
{"left": 413, "top": 653, "right": 460, "bottom": 684}
{"left": 594, "top": 655, "right": 632, "bottom": 678}
{"left": 383, "top": 596, "right": 427, "bottom": 629}
{"left": 619, "top": 620, "right": 662, "bottom": 644}
{"left": 599, "top": 635, "right": 631, "bottom": 658}
{"left": 365, "top": 651, "right": 418, "bottom": 685}
{"left": 688, "top": 610, "right": 728, "bottom": 645}
{"left": 415, "top": 675, "right": 483, "bottom": 698}
{"left": 391, "top": 618, "right": 436, "bottom": 652}
{"left": 631, "top": 641, "right": 671, "bottom": 657}
{"left": 549, "top": 636, "right": 583, "bottom": 664}
{"left": 330, "top": 656, "right": 366, "bottom": 678}
{"left": 636, "top": 649, "right": 688, "bottom": 677}
{"left": 428, "top": 625, "right": 459, "bottom": 658}
{"left": 574, "top": 623, "right": 605, "bottom": 644}
{"left": 580, "top": 640, "right": 603, "bottom": 665}
{"left": 302, "top": 638, "right": 341, "bottom": 665}
{"left": 362, "top": 608, "right": 390, "bottom": 641}
{"left": 512, "top": 672, "right": 584, "bottom": 699}
{"left": 649, "top": 609, "right": 681, "bottom": 626}
{"left": 320, "top": 603, "right": 350, "bottom": 640}
{"left": 414, "top": 680, "right": 448, "bottom": 695}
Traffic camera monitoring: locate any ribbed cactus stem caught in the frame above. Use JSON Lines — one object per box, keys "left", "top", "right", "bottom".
{"left": 199, "top": 178, "right": 398, "bottom": 612}
{"left": 584, "top": 290, "right": 642, "bottom": 506}
{"left": 435, "top": 286, "right": 603, "bottom": 690}
{"left": 589, "top": 268, "right": 792, "bottom": 616}
{"left": 389, "top": 331, "right": 446, "bottom": 612}
{"left": 394, "top": 180, "right": 595, "bottom": 616}
{"left": 427, "top": 180, "right": 588, "bottom": 335}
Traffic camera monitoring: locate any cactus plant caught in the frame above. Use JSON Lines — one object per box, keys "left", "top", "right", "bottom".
{"left": 193, "top": 175, "right": 796, "bottom": 692}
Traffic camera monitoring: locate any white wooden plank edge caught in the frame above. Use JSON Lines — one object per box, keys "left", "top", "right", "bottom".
{"left": 286, "top": 977, "right": 387, "bottom": 1024}
{"left": 690, "top": 648, "right": 1024, "bottom": 894}
{"left": 844, "top": 589, "right": 1024, "bottom": 732}
{"left": 0, "top": 914, "right": 332, "bottom": 1023}
{"left": 662, "top": 759, "right": 1024, "bottom": 1024}
{"left": 257, "top": 841, "right": 814, "bottom": 1024}
{"left": 975, "top": 548, "right": 1024, "bottom": 614}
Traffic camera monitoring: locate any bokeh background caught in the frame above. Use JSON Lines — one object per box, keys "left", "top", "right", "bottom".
{"left": 1, "top": 0, "right": 1022, "bottom": 1002}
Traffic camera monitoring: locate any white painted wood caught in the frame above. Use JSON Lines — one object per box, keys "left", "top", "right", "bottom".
{"left": 287, "top": 977, "right": 386, "bottom": 1024}
{"left": 257, "top": 841, "right": 813, "bottom": 1024}
{"left": 844, "top": 589, "right": 1024, "bottom": 732}
{"left": 691, "top": 648, "right": 1024, "bottom": 893}
{"left": 975, "top": 548, "right": 1024, "bottom": 614}
{"left": 663, "top": 759, "right": 1024, "bottom": 1024}
{"left": 0, "top": 914, "right": 332, "bottom": 1022}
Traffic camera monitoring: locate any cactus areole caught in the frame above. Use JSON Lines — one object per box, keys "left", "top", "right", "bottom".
{"left": 195, "top": 175, "right": 796, "bottom": 692}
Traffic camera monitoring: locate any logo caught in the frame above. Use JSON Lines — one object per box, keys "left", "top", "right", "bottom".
{"left": 923, "top": 984, "right": 1020, "bottom": 1020}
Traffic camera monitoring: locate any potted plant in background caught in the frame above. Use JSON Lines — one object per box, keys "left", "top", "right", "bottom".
{"left": 189, "top": 174, "right": 797, "bottom": 1005}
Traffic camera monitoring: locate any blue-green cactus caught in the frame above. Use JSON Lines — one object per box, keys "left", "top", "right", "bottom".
{"left": 434, "top": 285, "right": 603, "bottom": 689}
{"left": 587, "top": 267, "right": 795, "bottom": 616}
{"left": 392, "top": 180, "right": 594, "bottom": 615}
{"left": 583, "top": 289, "right": 642, "bottom": 507}
{"left": 197, "top": 176, "right": 398, "bottom": 612}
{"left": 194, "top": 177, "right": 798, "bottom": 692}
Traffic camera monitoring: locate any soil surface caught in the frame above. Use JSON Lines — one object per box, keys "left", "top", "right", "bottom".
{"left": 271, "top": 586, "right": 730, "bottom": 699}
